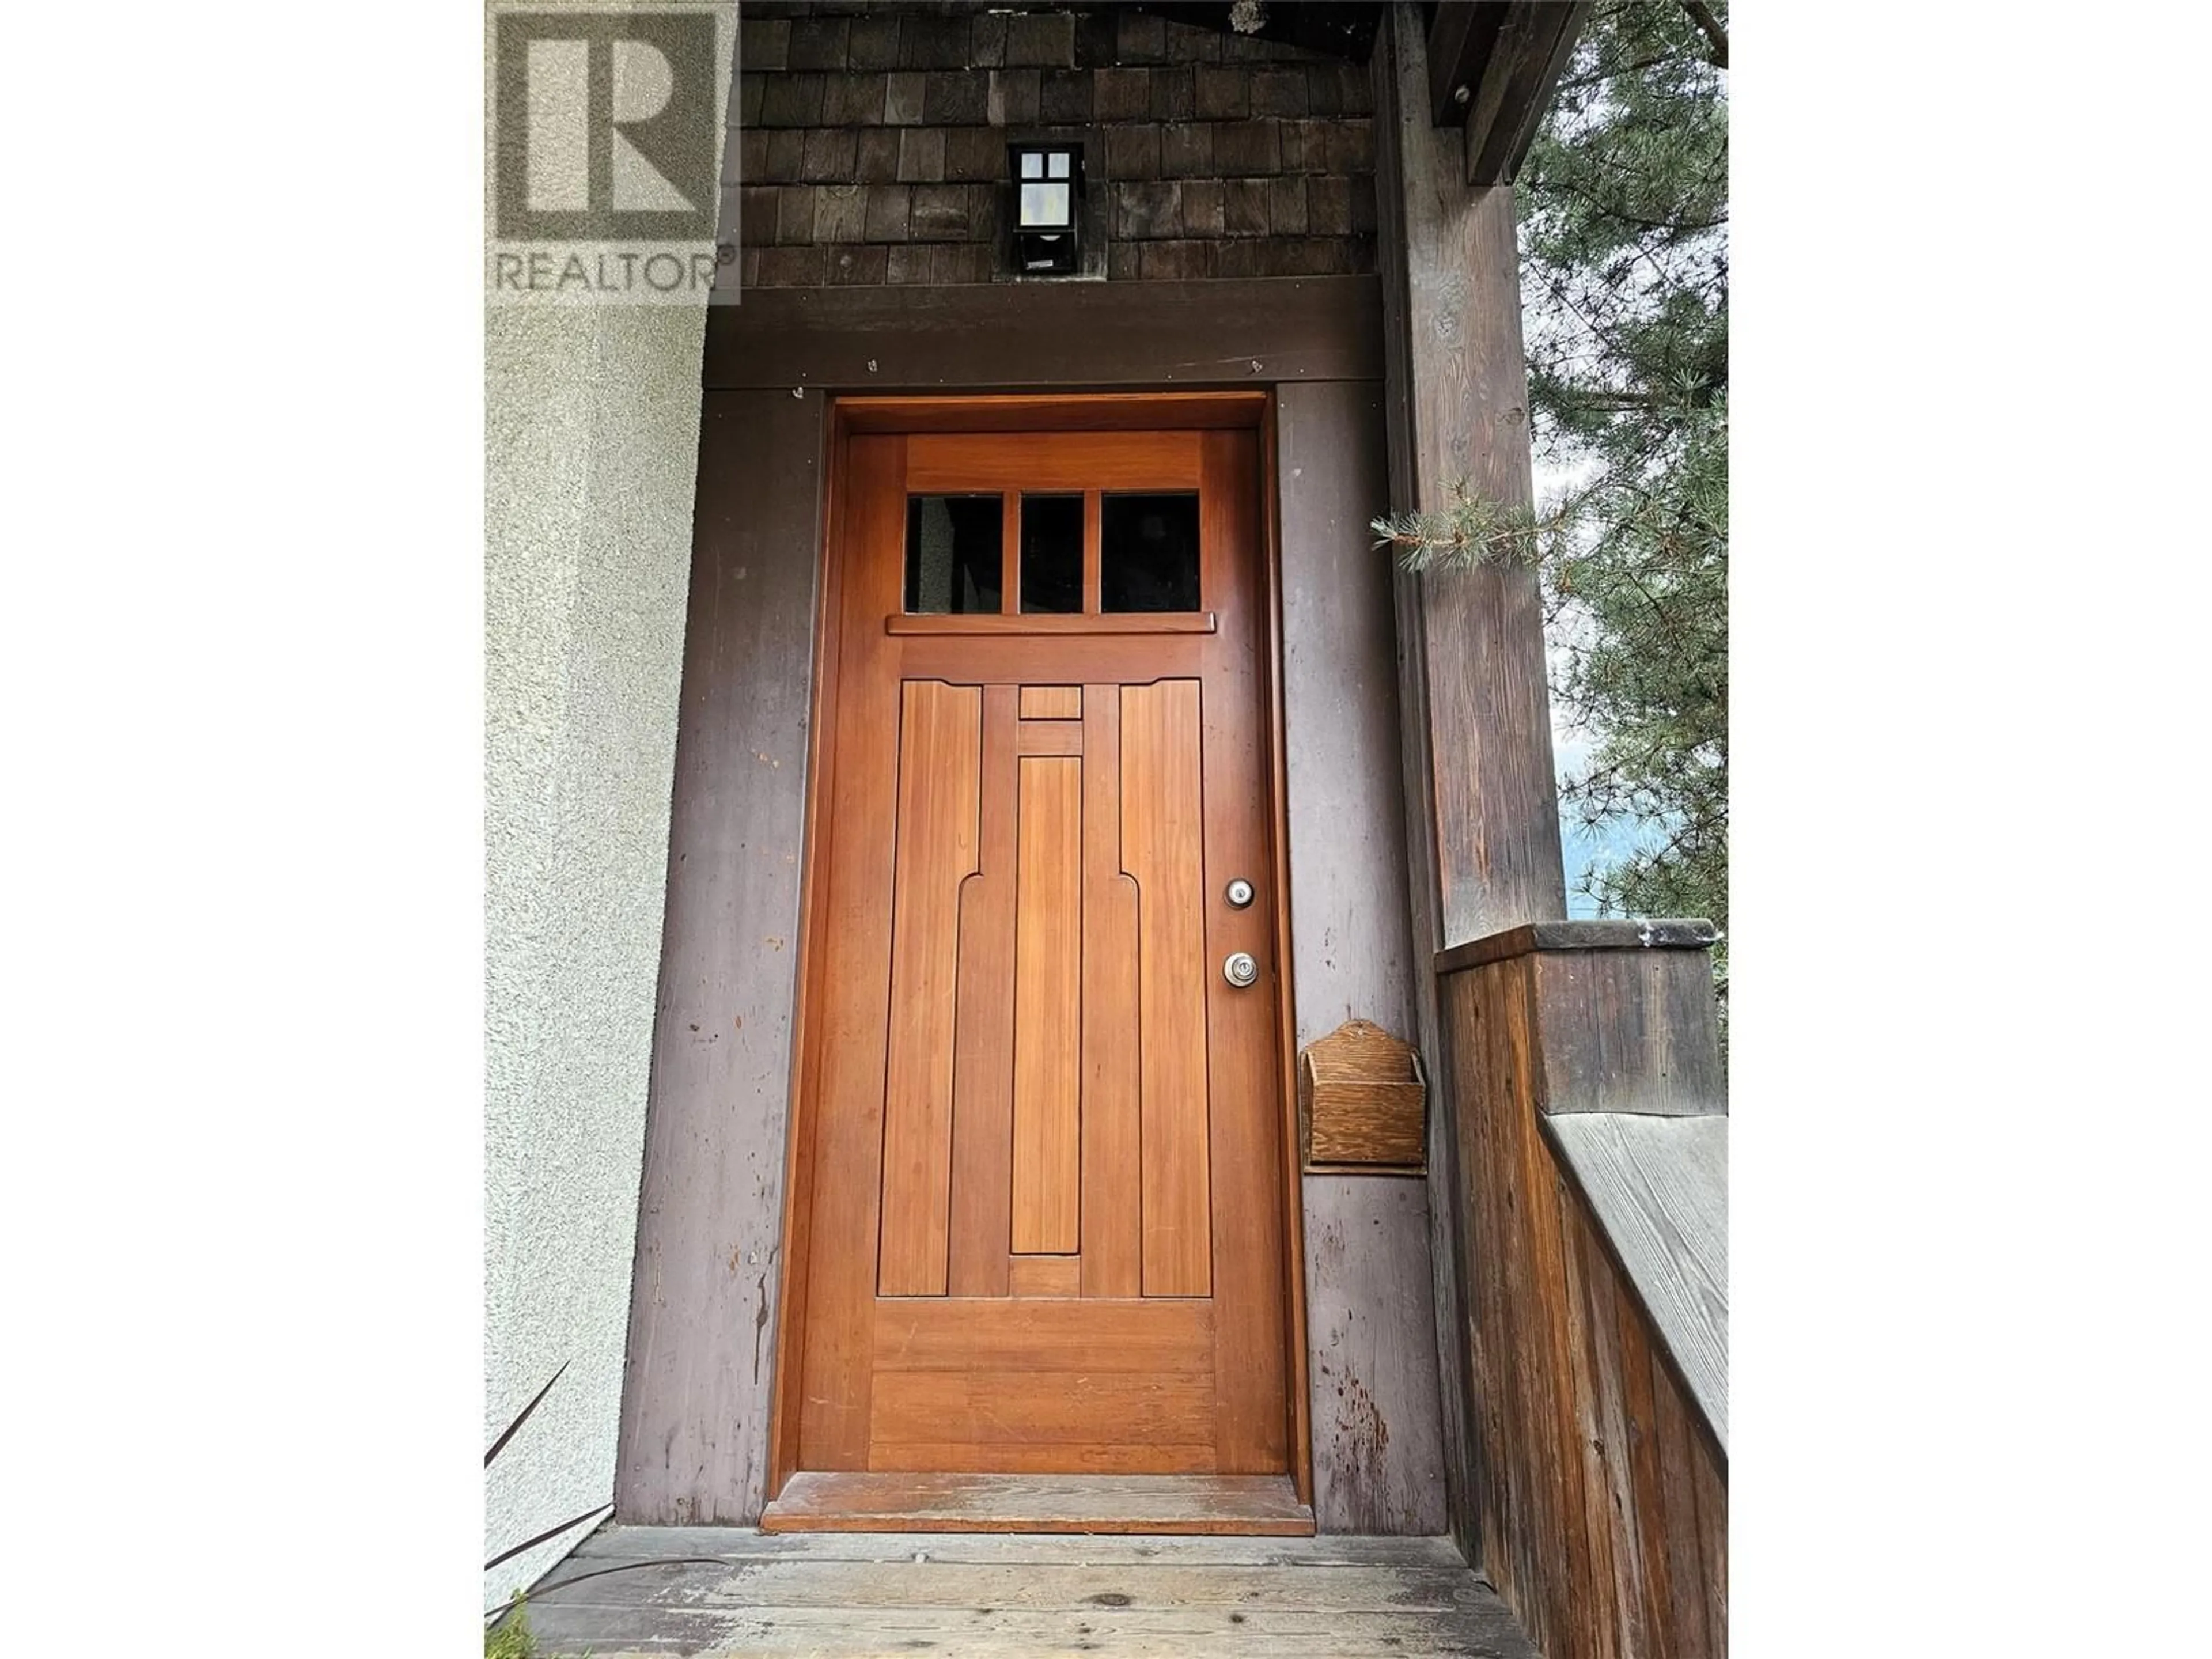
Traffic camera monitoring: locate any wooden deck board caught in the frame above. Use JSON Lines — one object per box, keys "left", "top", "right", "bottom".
{"left": 516, "top": 1527, "right": 1540, "bottom": 1658}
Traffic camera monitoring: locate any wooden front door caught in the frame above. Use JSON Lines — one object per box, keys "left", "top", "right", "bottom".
{"left": 779, "top": 404, "right": 1297, "bottom": 1497}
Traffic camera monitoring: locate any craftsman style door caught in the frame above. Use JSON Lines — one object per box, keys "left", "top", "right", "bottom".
{"left": 778, "top": 406, "right": 1296, "bottom": 1493}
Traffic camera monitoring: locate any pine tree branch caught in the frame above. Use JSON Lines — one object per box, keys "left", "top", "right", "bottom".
{"left": 1553, "top": 51, "right": 1678, "bottom": 96}
{"left": 1554, "top": 179, "right": 1728, "bottom": 236}
{"left": 1680, "top": 1, "right": 1729, "bottom": 69}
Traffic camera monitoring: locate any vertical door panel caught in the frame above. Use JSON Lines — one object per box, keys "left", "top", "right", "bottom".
{"left": 877, "top": 681, "right": 982, "bottom": 1296}
{"left": 1196, "top": 427, "right": 1291, "bottom": 1469}
{"left": 1121, "top": 678, "right": 1213, "bottom": 1298}
{"left": 1079, "top": 683, "right": 1144, "bottom": 1297}
{"left": 798, "top": 433, "right": 906, "bottom": 1469}
{"left": 946, "top": 684, "right": 1019, "bottom": 1297}
{"left": 1011, "top": 753, "right": 1083, "bottom": 1254}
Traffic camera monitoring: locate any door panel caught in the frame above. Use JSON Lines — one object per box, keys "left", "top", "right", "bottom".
{"left": 792, "top": 419, "right": 1291, "bottom": 1484}
{"left": 1120, "top": 678, "right": 1212, "bottom": 1298}
{"left": 877, "top": 681, "right": 982, "bottom": 1297}
{"left": 1010, "top": 751, "right": 1081, "bottom": 1255}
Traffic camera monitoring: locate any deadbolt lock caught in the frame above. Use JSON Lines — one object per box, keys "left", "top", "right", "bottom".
{"left": 1223, "top": 951, "right": 1260, "bottom": 988}
{"left": 1225, "top": 878, "right": 1255, "bottom": 909}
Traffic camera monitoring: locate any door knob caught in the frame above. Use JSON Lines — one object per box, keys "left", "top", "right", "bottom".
{"left": 1222, "top": 951, "right": 1259, "bottom": 988}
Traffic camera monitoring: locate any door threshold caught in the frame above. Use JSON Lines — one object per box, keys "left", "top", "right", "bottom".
{"left": 760, "top": 1472, "right": 1317, "bottom": 1536}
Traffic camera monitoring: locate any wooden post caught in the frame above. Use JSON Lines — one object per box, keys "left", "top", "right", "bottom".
{"left": 1373, "top": 0, "right": 1569, "bottom": 1563}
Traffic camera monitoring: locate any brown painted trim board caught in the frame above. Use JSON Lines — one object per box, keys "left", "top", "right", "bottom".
{"left": 1259, "top": 391, "right": 1317, "bottom": 1511}
{"left": 705, "top": 277, "right": 1384, "bottom": 391}
{"left": 614, "top": 387, "right": 828, "bottom": 1527}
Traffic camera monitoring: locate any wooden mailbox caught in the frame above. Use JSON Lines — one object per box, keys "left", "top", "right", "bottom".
{"left": 1297, "top": 1019, "right": 1427, "bottom": 1173}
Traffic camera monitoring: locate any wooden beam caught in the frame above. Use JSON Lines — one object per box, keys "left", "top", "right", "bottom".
{"left": 1376, "top": 2, "right": 1567, "bottom": 952}
{"left": 1373, "top": 0, "right": 1570, "bottom": 1566}
{"left": 1461, "top": 2, "right": 1590, "bottom": 185}
{"left": 1425, "top": 3, "right": 1506, "bottom": 126}
{"left": 704, "top": 278, "right": 1383, "bottom": 392}
{"left": 1428, "top": 2, "right": 1592, "bottom": 185}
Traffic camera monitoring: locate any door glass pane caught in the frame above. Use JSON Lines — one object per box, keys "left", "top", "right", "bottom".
{"left": 1019, "top": 494, "right": 1084, "bottom": 614}
{"left": 905, "top": 494, "right": 1002, "bottom": 613}
{"left": 1101, "top": 493, "right": 1200, "bottom": 612}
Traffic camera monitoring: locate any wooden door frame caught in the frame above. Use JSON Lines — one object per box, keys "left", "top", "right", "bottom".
{"left": 766, "top": 389, "right": 1313, "bottom": 1508}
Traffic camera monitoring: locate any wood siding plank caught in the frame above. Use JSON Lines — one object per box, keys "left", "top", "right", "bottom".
{"left": 1652, "top": 1336, "right": 1715, "bottom": 1658}
{"left": 1613, "top": 1213, "right": 1674, "bottom": 1656}
{"left": 1577, "top": 1204, "right": 1646, "bottom": 1656}
{"left": 877, "top": 681, "right": 983, "bottom": 1296}
{"left": 1012, "top": 755, "right": 1083, "bottom": 1255}
{"left": 1559, "top": 1198, "right": 1627, "bottom": 1659}
{"left": 1692, "top": 1419, "right": 1728, "bottom": 1653}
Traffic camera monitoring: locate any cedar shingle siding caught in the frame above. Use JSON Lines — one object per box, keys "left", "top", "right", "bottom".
{"left": 726, "top": 2, "right": 1377, "bottom": 289}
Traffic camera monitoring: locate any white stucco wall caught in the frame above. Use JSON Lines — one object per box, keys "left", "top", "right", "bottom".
{"left": 484, "top": 297, "right": 710, "bottom": 1609}
{"left": 484, "top": 5, "right": 730, "bottom": 1602}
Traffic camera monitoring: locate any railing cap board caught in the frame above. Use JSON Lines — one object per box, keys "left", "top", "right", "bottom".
{"left": 1542, "top": 1112, "right": 1729, "bottom": 1456}
{"left": 1431, "top": 918, "right": 1718, "bottom": 975}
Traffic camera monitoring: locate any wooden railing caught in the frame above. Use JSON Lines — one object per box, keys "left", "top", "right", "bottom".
{"left": 1432, "top": 921, "right": 1728, "bottom": 1659}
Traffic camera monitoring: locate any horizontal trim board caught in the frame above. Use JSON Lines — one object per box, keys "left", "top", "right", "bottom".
{"left": 868, "top": 1442, "right": 1221, "bottom": 1475}
{"left": 761, "top": 1472, "right": 1319, "bottom": 1535}
{"left": 1433, "top": 917, "right": 1719, "bottom": 975}
{"left": 560, "top": 1524, "right": 1472, "bottom": 1566}
{"left": 870, "top": 1370, "right": 1218, "bottom": 1449}
{"left": 707, "top": 278, "right": 1384, "bottom": 390}
{"left": 841, "top": 393, "right": 1268, "bottom": 434}
{"left": 874, "top": 1297, "right": 1213, "bottom": 1373}
{"left": 906, "top": 428, "right": 1202, "bottom": 492}
{"left": 887, "top": 612, "right": 1217, "bottom": 637}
